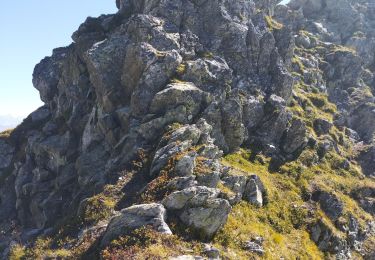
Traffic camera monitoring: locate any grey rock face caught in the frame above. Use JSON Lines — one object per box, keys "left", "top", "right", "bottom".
{"left": 348, "top": 102, "right": 375, "bottom": 144}
{"left": 33, "top": 48, "right": 67, "bottom": 103}
{"left": 150, "top": 140, "right": 193, "bottom": 177}
{"left": 248, "top": 94, "right": 292, "bottom": 153}
{"left": 0, "top": 140, "right": 14, "bottom": 171}
{"left": 101, "top": 203, "right": 172, "bottom": 246}
{"left": 358, "top": 146, "right": 375, "bottom": 177}
{"left": 286, "top": 0, "right": 375, "bottom": 147}
{"left": 180, "top": 58, "right": 232, "bottom": 97}
{"left": 150, "top": 122, "right": 207, "bottom": 176}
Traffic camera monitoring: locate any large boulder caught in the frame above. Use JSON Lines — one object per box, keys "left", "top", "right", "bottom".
{"left": 162, "top": 186, "right": 231, "bottom": 238}
{"left": 281, "top": 118, "right": 308, "bottom": 156}
{"left": 221, "top": 172, "right": 266, "bottom": 206}
{"left": 101, "top": 203, "right": 172, "bottom": 246}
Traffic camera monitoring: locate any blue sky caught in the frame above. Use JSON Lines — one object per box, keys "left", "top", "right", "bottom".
{"left": 0, "top": 0, "right": 117, "bottom": 119}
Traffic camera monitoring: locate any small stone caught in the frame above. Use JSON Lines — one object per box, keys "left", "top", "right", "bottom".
{"left": 169, "top": 256, "right": 204, "bottom": 260}
{"left": 243, "top": 241, "right": 265, "bottom": 255}
{"left": 203, "top": 244, "right": 220, "bottom": 259}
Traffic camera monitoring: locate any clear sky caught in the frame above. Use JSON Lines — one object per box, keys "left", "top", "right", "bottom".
{"left": 0, "top": 0, "right": 117, "bottom": 119}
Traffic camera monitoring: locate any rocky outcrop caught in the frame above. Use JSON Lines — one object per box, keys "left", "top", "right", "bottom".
{"left": 1, "top": 0, "right": 375, "bottom": 258}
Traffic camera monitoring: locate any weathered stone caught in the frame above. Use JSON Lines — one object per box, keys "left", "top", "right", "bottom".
{"left": 175, "top": 153, "right": 197, "bottom": 177}
{"left": 243, "top": 240, "right": 265, "bottom": 255}
{"left": 221, "top": 174, "right": 248, "bottom": 204}
{"left": 101, "top": 203, "right": 172, "bottom": 246}
{"left": 281, "top": 118, "right": 308, "bottom": 156}
{"left": 310, "top": 219, "right": 348, "bottom": 255}
{"left": 352, "top": 187, "right": 375, "bottom": 216}
{"left": 150, "top": 82, "right": 210, "bottom": 119}
{"left": 0, "top": 140, "right": 14, "bottom": 170}
{"left": 295, "top": 34, "right": 311, "bottom": 49}
{"left": 150, "top": 140, "right": 193, "bottom": 177}
{"left": 221, "top": 95, "right": 247, "bottom": 152}
{"left": 196, "top": 171, "right": 221, "bottom": 188}
{"left": 2, "top": 0, "right": 375, "bottom": 256}
{"left": 167, "top": 176, "right": 197, "bottom": 190}
{"left": 163, "top": 186, "right": 231, "bottom": 238}
{"left": 162, "top": 186, "right": 220, "bottom": 211}
{"left": 313, "top": 118, "right": 333, "bottom": 136}
{"left": 33, "top": 47, "right": 67, "bottom": 103}
{"left": 169, "top": 256, "right": 204, "bottom": 260}
{"left": 312, "top": 190, "right": 344, "bottom": 221}
{"left": 243, "top": 175, "right": 265, "bottom": 207}
{"left": 203, "top": 244, "right": 220, "bottom": 259}
{"left": 243, "top": 96, "right": 265, "bottom": 131}
{"left": 249, "top": 95, "right": 292, "bottom": 150}
{"left": 180, "top": 58, "right": 232, "bottom": 97}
